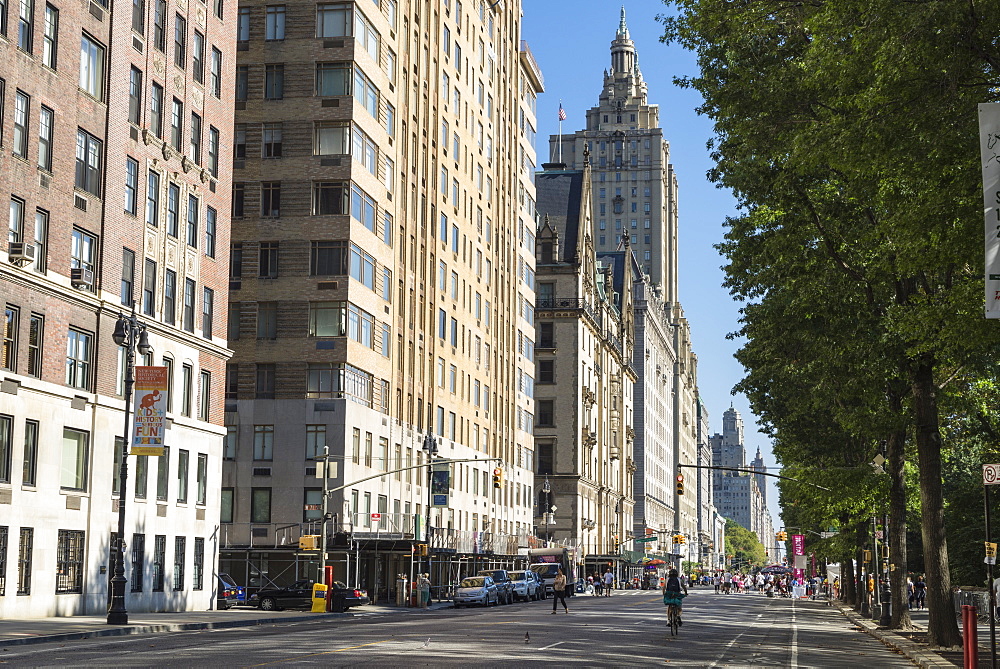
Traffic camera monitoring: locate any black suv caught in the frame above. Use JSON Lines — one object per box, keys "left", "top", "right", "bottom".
{"left": 478, "top": 570, "right": 515, "bottom": 605}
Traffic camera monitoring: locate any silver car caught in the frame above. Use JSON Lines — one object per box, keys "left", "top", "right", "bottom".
{"left": 508, "top": 570, "right": 542, "bottom": 601}
{"left": 453, "top": 576, "right": 499, "bottom": 608}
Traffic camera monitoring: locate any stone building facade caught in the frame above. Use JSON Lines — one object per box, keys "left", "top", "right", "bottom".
{"left": 0, "top": 0, "right": 235, "bottom": 616}
{"left": 222, "top": 0, "right": 543, "bottom": 598}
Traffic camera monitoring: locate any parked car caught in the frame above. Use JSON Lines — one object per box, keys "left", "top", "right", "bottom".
{"left": 453, "top": 576, "right": 499, "bottom": 608}
{"left": 478, "top": 570, "right": 515, "bottom": 604}
{"left": 508, "top": 570, "right": 542, "bottom": 601}
{"left": 217, "top": 573, "right": 241, "bottom": 609}
{"left": 250, "top": 579, "right": 370, "bottom": 611}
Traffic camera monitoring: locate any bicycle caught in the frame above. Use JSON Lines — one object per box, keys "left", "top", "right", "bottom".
{"left": 663, "top": 592, "right": 687, "bottom": 637}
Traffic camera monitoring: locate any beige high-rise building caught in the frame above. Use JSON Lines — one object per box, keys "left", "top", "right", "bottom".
{"left": 222, "top": 0, "right": 543, "bottom": 598}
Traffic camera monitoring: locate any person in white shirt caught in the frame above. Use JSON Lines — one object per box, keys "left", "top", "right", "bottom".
{"left": 603, "top": 569, "right": 615, "bottom": 597}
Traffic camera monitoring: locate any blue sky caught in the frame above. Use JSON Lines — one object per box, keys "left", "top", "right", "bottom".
{"left": 522, "top": 0, "right": 784, "bottom": 526}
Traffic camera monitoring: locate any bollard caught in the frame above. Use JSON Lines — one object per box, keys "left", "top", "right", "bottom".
{"left": 964, "top": 604, "right": 980, "bottom": 669}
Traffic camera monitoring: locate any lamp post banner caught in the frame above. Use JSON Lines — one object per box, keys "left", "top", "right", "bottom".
{"left": 431, "top": 461, "right": 450, "bottom": 507}
{"left": 979, "top": 103, "right": 1000, "bottom": 318}
{"left": 132, "top": 366, "right": 167, "bottom": 456}
{"left": 792, "top": 534, "right": 805, "bottom": 582}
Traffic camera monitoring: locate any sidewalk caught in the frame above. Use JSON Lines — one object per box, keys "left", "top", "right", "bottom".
{"left": 0, "top": 601, "right": 453, "bottom": 648}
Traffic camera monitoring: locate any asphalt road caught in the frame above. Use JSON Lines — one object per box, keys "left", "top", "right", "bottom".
{"left": 0, "top": 589, "right": 914, "bottom": 667}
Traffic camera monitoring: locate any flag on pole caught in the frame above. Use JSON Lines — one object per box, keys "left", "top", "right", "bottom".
{"left": 558, "top": 103, "right": 567, "bottom": 121}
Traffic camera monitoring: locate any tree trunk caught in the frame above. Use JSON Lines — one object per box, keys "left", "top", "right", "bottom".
{"left": 842, "top": 549, "right": 857, "bottom": 605}
{"left": 887, "top": 383, "right": 913, "bottom": 630}
{"left": 910, "top": 354, "right": 961, "bottom": 647}
{"left": 855, "top": 521, "right": 869, "bottom": 613}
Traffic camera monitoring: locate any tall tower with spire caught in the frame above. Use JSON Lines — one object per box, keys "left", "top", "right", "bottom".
{"left": 549, "top": 6, "right": 680, "bottom": 299}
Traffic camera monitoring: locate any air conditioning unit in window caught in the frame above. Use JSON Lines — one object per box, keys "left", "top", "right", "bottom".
{"left": 8, "top": 242, "right": 36, "bottom": 264}
{"left": 71, "top": 267, "right": 94, "bottom": 288}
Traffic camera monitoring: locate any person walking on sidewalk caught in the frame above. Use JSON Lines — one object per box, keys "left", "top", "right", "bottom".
{"left": 603, "top": 569, "right": 614, "bottom": 597}
{"left": 551, "top": 569, "right": 569, "bottom": 613}
{"left": 418, "top": 573, "right": 431, "bottom": 609}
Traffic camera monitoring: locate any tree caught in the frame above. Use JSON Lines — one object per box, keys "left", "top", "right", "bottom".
{"left": 662, "top": 0, "right": 1000, "bottom": 645}
{"left": 725, "top": 519, "right": 767, "bottom": 567}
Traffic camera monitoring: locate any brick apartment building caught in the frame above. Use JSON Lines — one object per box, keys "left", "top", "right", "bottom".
{"left": 0, "top": 0, "right": 236, "bottom": 616}
{"left": 221, "top": 0, "right": 544, "bottom": 599}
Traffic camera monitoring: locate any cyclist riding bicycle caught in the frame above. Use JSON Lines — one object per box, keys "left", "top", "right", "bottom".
{"left": 662, "top": 568, "right": 688, "bottom": 626}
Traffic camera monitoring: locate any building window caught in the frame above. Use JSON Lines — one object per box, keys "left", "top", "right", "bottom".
{"left": 129, "top": 67, "right": 143, "bottom": 125}
{"left": 150, "top": 81, "right": 164, "bottom": 137}
{"left": 312, "top": 181, "right": 348, "bottom": 215}
{"left": 186, "top": 194, "right": 199, "bottom": 247}
{"left": 0, "top": 308, "right": 16, "bottom": 375}
{"left": 163, "top": 269, "right": 176, "bottom": 325}
{"left": 183, "top": 278, "right": 196, "bottom": 332}
{"left": 538, "top": 359, "right": 555, "bottom": 384}
{"left": 224, "top": 423, "right": 237, "bottom": 457}
{"left": 172, "top": 536, "right": 185, "bottom": 590}
{"left": 21, "top": 418, "right": 38, "bottom": 485}
{"left": 235, "top": 65, "right": 248, "bottom": 100}
{"left": 121, "top": 248, "right": 135, "bottom": 306}
{"left": 0, "top": 414, "right": 11, "bottom": 483}
{"left": 205, "top": 206, "right": 216, "bottom": 257}
{"left": 262, "top": 122, "right": 282, "bottom": 158}
{"left": 125, "top": 157, "right": 139, "bottom": 215}
{"left": 230, "top": 243, "right": 243, "bottom": 279}
{"left": 257, "top": 302, "right": 277, "bottom": 339}
{"left": 8, "top": 197, "right": 23, "bottom": 244}
{"left": 146, "top": 170, "right": 160, "bottom": 227}
{"left": 305, "top": 425, "right": 325, "bottom": 459}
{"left": 42, "top": 4, "right": 58, "bottom": 67}
{"left": 192, "top": 537, "right": 204, "bottom": 590}
{"left": 196, "top": 453, "right": 207, "bottom": 504}
{"left": 17, "top": 527, "right": 33, "bottom": 595}
{"left": 306, "top": 363, "right": 336, "bottom": 397}
{"left": 189, "top": 112, "right": 202, "bottom": 164}
{"left": 208, "top": 126, "right": 219, "bottom": 177}
{"left": 156, "top": 446, "right": 170, "bottom": 501}
{"left": 142, "top": 258, "right": 156, "bottom": 316}
{"left": 152, "top": 535, "right": 166, "bottom": 591}
{"left": 210, "top": 47, "right": 222, "bottom": 97}
{"left": 13, "top": 90, "right": 29, "bottom": 158}
{"left": 261, "top": 181, "right": 281, "bottom": 217}
{"left": 350, "top": 184, "right": 375, "bottom": 232}
{"left": 153, "top": 0, "right": 165, "bottom": 49}
{"left": 17, "top": 0, "right": 33, "bottom": 51}
{"left": 79, "top": 33, "right": 105, "bottom": 99}
{"left": 308, "top": 301, "right": 345, "bottom": 337}
{"left": 202, "top": 288, "right": 213, "bottom": 339}
{"left": 166, "top": 182, "right": 179, "bottom": 236}
{"left": 251, "top": 488, "right": 271, "bottom": 523}
{"left": 131, "top": 0, "right": 144, "bottom": 33}
{"left": 259, "top": 242, "right": 278, "bottom": 278}
{"left": 264, "top": 64, "right": 284, "bottom": 99}
{"left": 26, "top": 314, "right": 42, "bottom": 377}
{"left": 173, "top": 13, "right": 186, "bottom": 68}
{"left": 38, "top": 105, "right": 53, "bottom": 171}
{"left": 221, "top": 488, "right": 234, "bottom": 523}
{"left": 255, "top": 363, "right": 275, "bottom": 398}
{"left": 316, "top": 3, "right": 350, "bottom": 37}
{"left": 75, "top": 129, "right": 103, "bottom": 196}
{"left": 192, "top": 30, "right": 204, "bottom": 82}
{"left": 65, "top": 329, "right": 92, "bottom": 390}
{"left": 234, "top": 124, "right": 246, "bottom": 158}
{"left": 130, "top": 533, "right": 145, "bottom": 592}
{"left": 55, "top": 530, "right": 85, "bottom": 593}
{"left": 265, "top": 5, "right": 284, "bottom": 39}
{"left": 181, "top": 363, "right": 193, "bottom": 416}
{"left": 60, "top": 427, "right": 89, "bottom": 490}
{"left": 170, "top": 98, "right": 183, "bottom": 150}
{"left": 315, "top": 62, "right": 350, "bottom": 96}
{"left": 237, "top": 6, "right": 249, "bottom": 41}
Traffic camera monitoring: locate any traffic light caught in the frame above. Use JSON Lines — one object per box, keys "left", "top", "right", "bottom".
{"left": 679, "top": 535, "right": 686, "bottom": 545}
{"left": 415, "top": 543, "right": 428, "bottom": 556}
{"left": 776, "top": 531, "right": 788, "bottom": 542}
{"left": 675, "top": 473, "right": 684, "bottom": 495}
{"left": 672, "top": 534, "right": 681, "bottom": 544}
{"left": 492, "top": 467, "right": 503, "bottom": 488}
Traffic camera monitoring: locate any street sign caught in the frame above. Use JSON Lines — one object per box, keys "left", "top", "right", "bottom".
{"left": 820, "top": 531, "right": 838, "bottom": 538}
{"left": 635, "top": 537, "right": 657, "bottom": 543}
{"left": 370, "top": 513, "right": 382, "bottom": 523}
{"left": 984, "top": 464, "right": 1000, "bottom": 485}
{"left": 875, "top": 530, "right": 883, "bottom": 540}
{"left": 986, "top": 542, "right": 997, "bottom": 558}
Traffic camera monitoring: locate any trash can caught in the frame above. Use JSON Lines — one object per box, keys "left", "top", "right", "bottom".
{"left": 331, "top": 590, "right": 347, "bottom": 613}
{"left": 311, "top": 583, "right": 329, "bottom": 612}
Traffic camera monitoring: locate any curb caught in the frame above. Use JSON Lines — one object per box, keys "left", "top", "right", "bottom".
{"left": 0, "top": 612, "right": 351, "bottom": 648}
{"left": 834, "top": 603, "right": 954, "bottom": 668}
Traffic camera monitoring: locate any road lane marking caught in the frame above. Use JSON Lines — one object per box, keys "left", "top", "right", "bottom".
{"left": 790, "top": 598, "right": 798, "bottom": 668}
{"left": 245, "top": 640, "right": 388, "bottom": 666}
{"left": 539, "top": 641, "right": 565, "bottom": 650}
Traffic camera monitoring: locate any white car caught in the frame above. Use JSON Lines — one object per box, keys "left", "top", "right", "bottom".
{"left": 453, "top": 576, "right": 499, "bottom": 608}
{"left": 508, "top": 570, "right": 542, "bottom": 601}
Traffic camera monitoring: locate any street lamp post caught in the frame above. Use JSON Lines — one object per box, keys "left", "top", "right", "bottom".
{"left": 108, "top": 311, "right": 152, "bottom": 625}
{"left": 542, "top": 477, "right": 551, "bottom": 544}
{"left": 422, "top": 432, "right": 438, "bottom": 578}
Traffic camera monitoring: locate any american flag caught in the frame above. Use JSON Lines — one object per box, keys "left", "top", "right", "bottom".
{"left": 558, "top": 103, "right": 567, "bottom": 121}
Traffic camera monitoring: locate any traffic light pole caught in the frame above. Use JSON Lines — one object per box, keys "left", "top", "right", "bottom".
{"left": 676, "top": 464, "right": 831, "bottom": 491}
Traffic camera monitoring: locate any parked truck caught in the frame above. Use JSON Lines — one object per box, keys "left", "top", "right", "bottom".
{"left": 527, "top": 546, "right": 577, "bottom": 596}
